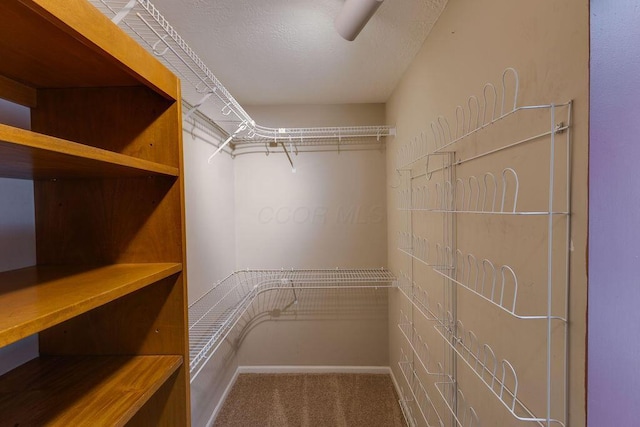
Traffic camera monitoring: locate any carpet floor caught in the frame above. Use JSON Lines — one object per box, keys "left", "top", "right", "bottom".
{"left": 213, "top": 373, "right": 407, "bottom": 427}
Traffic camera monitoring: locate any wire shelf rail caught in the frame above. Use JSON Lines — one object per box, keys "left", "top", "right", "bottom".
{"left": 89, "top": 0, "right": 395, "bottom": 157}
{"left": 398, "top": 348, "right": 445, "bottom": 427}
{"left": 188, "top": 268, "right": 396, "bottom": 381}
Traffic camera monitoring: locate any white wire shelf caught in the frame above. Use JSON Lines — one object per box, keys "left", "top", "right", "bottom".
{"left": 188, "top": 268, "right": 396, "bottom": 381}
{"left": 434, "top": 380, "right": 481, "bottom": 427}
{"left": 394, "top": 68, "right": 569, "bottom": 171}
{"left": 434, "top": 317, "right": 563, "bottom": 427}
{"left": 398, "top": 393, "right": 417, "bottom": 427}
{"left": 398, "top": 348, "right": 444, "bottom": 427}
{"left": 395, "top": 67, "right": 571, "bottom": 427}
{"left": 396, "top": 166, "right": 568, "bottom": 216}
{"left": 89, "top": 0, "right": 395, "bottom": 156}
{"left": 398, "top": 310, "right": 444, "bottom": 376}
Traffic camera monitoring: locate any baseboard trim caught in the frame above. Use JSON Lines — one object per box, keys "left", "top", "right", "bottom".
{"left": 205, "top": 368, "right": 241, "bottom": 427}
{"left": 388, "top": 366, "right": 403, "bottom": 397}
{"left": 237, "top": 365, "right": 392, "bottom": 375}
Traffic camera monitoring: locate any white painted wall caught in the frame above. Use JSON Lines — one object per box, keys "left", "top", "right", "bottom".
{"left": 183, "top": 124, "right": 237, "bottom": 303}
{"left": 182, "top": 122, "right": 238, "bottom": 425}
{"left": 0, "top": 99, "right": 37, "bottom": 376}
{"left": 233, "top": 104, "right": 389, "bottom": 369}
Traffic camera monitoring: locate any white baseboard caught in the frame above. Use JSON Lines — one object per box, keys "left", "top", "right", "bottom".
{"left": 388, "top": 366, "right": 403, "bottom": 397}
{"left": 205, "top": 368, "right": 241, "bottom": 427}
{"left": 237, "top": 365, "right": 391, "bottom": 375}
{"left": 206, "top": 365, "right": 392, "bottom": 426}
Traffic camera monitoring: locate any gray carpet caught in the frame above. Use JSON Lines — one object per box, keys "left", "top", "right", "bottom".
{"left": 213, "top": 373, "right": 407, "bottom": 427}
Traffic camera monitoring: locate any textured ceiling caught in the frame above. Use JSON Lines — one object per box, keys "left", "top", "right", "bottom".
{"left": 150, "top": 0, "right": 448, "bottom": 105}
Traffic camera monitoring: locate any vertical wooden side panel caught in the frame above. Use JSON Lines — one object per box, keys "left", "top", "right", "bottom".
{"left": 174, "top": 90, "right": 192, "bottom": 426}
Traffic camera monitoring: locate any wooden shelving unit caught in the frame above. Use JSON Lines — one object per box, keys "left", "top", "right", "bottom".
{"left": 0, "top": 0, "right": 190, "bottom": 425}
{"left": 0, "top": 356, "right": 182, "bottom": 426}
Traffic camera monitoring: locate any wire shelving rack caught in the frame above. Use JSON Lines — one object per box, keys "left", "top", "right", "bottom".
{"left": 394, "top": 68, "right": 571, "bottom": 427}
{"left": 88, "top": 0, "right": 395, "bottom": 159}
{"left": 188, "top": 268, "right": 396, "bottom": 381}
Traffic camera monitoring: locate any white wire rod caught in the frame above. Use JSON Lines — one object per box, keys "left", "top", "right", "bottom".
{"left": 396, "top": 173, "right": 568, "bottom": 214}
{"left": 233, "top": 140, "right": 386, "bottom": 149}
{"left": 396, "top": 271, "right": 441, "bottom": 322}
{"left": 408, "top": 123, "right": 570, "bottom": 179}
{"left": 395, "top": 93, "right": 569, "bottom": 170}
{"left": 398, "top": 310, "right": 446, "bottom": 376}
{"left": 398, "top": 354, "right": 445, "bottom": 427}
{"left": 183, "top": 102, "right": 234, "bottom": 157}
{"left": 398, "top": 395, "right": 417, "bottom": 427}
{"left": 399, "top": 168, "right": 524, "bottom": 214}
{"left": 132, "top": 0, "right": 252, "bottom": 122}
{"left": 561, "top": 102, "right": 573, "bottom": 427}
{"left": 91, "top": 0, "right": 395, "bottom": 147}
{"left": 190, "top": 282, "right": 394, "bottom": 379}
{"left": 433, "top": 380, "right": 481, "bottom": 427}
{"left": 189, "top": 269, "right": 396, "bottom": 379}
{"left": 132, "top": 12, "right": 251, "bottom": 129}
{"left": 231, "top": 146, "right": 386, "bottom": 157}
{"left": 546, "top": 104, "right": 556, "bottom": 427}
{"left": 431, "top": 261, "right": 566, "bottom": 322}
{"left": 397, "top": 209, "right": 568, "bottom": 216}
{"left": 433, "top": 321, "right": 564, "bottom": 427}
{"left": 431, "top": 103, "right": 570, "bottom": 156}
{"left": 398, "top": 247, "right": 452, "bottom": 269}
{"left": 235, "top": 125, "right": 395, "bottom": 142}
{"left": 395, "top": 67, "right": 522, "bottom": 171}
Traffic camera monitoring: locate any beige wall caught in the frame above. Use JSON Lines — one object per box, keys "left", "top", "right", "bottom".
{"left": 233, "top": 104, "right": 390, "bottom": 368}
{"left": 0, "top": 99, "right": 38, "bottom": 377}
{"left": 183, "top": 124, "right": 238, "bottom": 425}
{"left": 386, "top": 0, "right": 588, "bottom": 426}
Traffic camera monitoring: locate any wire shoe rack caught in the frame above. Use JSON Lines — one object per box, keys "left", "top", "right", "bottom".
{"left": 394, "top": 68, "right": 571, "bottom": 427}
{"left": 188, "top": 268, "right": 396, "bottom": 381}
{"left": 89, "top": 0, "right": 395, "bottom": 160}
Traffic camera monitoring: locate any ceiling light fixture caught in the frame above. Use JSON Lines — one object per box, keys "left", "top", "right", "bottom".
{"left": 334, "top": 0, "right": 384, "bottom": 41}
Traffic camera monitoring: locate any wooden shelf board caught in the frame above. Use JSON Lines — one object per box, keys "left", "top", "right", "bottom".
{"left": 0, "top": 263, "right": 182, "bottom": 347}
{"left": 0, "top": 124, "right": 179, "bottom": 179}
{"left": 0, "top": 355, "right": 182, "bottom": 426}
{"left": 0, "top": 0, "right": 178, "bottom": 100}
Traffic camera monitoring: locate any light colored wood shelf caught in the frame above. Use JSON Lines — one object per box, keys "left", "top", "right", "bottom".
{"left": 0, "top": 124, "right": 179, "bottom": 179}
{"left": 0, "top": 355, "right": 182, "bottom": 426}
{"left": 0, "top": 263, "right": 182, "bottom": 347}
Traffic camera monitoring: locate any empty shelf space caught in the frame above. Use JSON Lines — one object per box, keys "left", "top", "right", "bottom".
{"left": 0, "top": 355, "right": 182, "bottom": 426}
{"left": 0, "top": 124, "right": 179, "bottom": 179}
{"left": 0, "top": 263, "right": 182, "bottom": 347}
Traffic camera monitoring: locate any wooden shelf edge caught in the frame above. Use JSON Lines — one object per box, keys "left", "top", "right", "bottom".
{"left": 0, "top": 75, "right": 37, "bottom": 108}
{"left": 0, "top": 123, "right": 179, "bottom": 178}
{"left": 0, "top": 355, "right": 182, "bottom": 426}
{"left": 0, "top": 263, "right": 183, "bottom": 347}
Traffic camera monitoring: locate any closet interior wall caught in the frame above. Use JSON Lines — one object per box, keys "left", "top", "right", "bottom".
{"left": 182, "top": 122, "right": 237, "bottom": 426}
{"left": 233, "top": 104, "right": 389, "bottom": 367}
{"left": 187, "top": 103, "right": 390, "bottom": 424}
{"left": 386, "top": 0, "right": 588, "bottom": 425}
{"left": 0, "top": 99, "right": 36, "bottom": 376}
